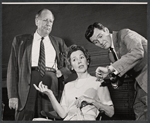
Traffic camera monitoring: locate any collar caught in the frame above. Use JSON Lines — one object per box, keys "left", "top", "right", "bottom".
{"left": 34, "top": 31, "right": 49, "bottom": 41}
{"left": 110, "top": 34, "right": 115, "bottom": 49}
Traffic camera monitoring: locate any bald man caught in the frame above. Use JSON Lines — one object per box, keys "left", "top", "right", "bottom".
{"left": 7, "top": 8, "right": 70, "bottom": 120}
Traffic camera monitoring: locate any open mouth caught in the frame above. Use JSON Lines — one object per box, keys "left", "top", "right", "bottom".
{"left": 46, "top": 28, "right": 50, "bottom": 31}
{"left": 78, "top": 65, "right": 84, "bottom": 69}
{"left": 102, "top": 42, "right": 107, "bottom": 48}
{"left": 44, "top": 27, "right": 51, "bottom": 31}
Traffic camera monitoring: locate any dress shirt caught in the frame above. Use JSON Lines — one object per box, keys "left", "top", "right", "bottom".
{"left": 109, "top": 34, "right": 118, "bottom": 60}
{"left": 109, "top": 34, "right": 119, "bottom": 75}
{"left": 31, "top": 31, "right": 57, "bottom": 69}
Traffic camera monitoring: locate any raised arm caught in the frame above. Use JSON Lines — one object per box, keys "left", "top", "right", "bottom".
{"left": 33, "top": 82, "right": 67, "bottom": 118}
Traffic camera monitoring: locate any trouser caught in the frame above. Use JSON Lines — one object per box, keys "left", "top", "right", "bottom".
{"left": 133, "top": 82, "right": 147, "bottom": 121}
{"left": 15, "top": 69, "right": 58, "bottom": 121}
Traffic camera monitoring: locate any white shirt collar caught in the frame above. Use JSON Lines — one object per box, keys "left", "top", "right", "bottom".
{"left": 44, "top": 35, "right": 49, "bottom": 41}
{"left": 34, "top": 31, "right": 49, "bottom": 41}
{"left": 110, "top": 34, "right": 115, "bottom": 49}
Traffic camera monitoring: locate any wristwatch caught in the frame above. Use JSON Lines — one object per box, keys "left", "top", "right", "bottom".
{"left": 106, "top": 66, "right": 119, "bottom": 84}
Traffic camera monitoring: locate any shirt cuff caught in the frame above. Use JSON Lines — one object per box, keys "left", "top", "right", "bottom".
{"left": 109, "top": 65, "right": 119, "bottom": 75}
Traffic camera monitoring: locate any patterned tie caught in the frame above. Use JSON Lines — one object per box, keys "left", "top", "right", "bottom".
{"left": 38, "top": 37, "right": 45, "bottom": 77}
{"left": 108, "top": 47, "right": 118, "bottom": 63}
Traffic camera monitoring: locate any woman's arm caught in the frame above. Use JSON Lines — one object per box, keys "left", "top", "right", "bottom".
{"left": 47, "top": 90, "right": 67, "bottom": 118}
{"left": 93, "top": 86, "right": 114, "bottom": 117}
{"left": 33, "top": 82, "right": 67, "bottom": 118}
{"left": 75, "top": 86, "right": 114, "bottom": 117}
{"left": 75, "top": 96, "right": 114, "bottom": 117}
{"left": 92, "top": 100, "right": 114, "bottom": 117}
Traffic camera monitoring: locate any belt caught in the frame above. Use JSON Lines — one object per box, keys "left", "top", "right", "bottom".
{"left": 31, "top": 67, "right": 56, "bottom": 73}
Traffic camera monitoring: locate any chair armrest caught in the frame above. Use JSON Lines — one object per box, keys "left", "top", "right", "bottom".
{"left": 41, "top": 110, "right": 62, "bottom": 120}
{"left": 96, "top": 110, "right": 105, "bottom": 120}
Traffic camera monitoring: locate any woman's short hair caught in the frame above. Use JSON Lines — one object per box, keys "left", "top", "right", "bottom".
{"left": 66, "top": 44, "right": 91, "bottom": 72}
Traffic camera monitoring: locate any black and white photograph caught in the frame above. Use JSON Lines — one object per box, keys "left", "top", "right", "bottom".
{"left": 2, "top": 2, "right": 148, "bottom": 121}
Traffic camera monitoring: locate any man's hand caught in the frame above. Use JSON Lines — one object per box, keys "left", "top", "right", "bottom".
{"left": 95, "top": 66, "right": 109, "bottom": 79}
{"left": 9, "top": 98, "right": 18, "bottom": 110}
{"left": 56, "top": 69, "right": 62, "bottom": 78}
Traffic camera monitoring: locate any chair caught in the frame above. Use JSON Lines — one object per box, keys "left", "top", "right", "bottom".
{"left": 2, "top": 102, "right": 5, "bottom": 120}
{"left": 41, "top": 110, "right": 62, "bottom": 121}
{"left": 40, "top": 109, "right": 105, "bottom": 121}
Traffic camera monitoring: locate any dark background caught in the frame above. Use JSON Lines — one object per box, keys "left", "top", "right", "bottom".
{"left": 2, "top": 3, "right": 147, "bottom": 120}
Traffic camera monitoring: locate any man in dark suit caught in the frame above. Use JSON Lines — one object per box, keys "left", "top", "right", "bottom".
{"left": 85, "top": 22, "right": 147, "bottom": 120}
{"left": 7, "top": 8, "right": 70, "bottom": 120}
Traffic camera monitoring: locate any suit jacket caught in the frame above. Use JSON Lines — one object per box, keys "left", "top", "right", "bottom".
{"left": 7, "top": 33, "right": 70, "bottom": 111}
{"left": 111, "top": 29, "right": 147, "bottom": 93}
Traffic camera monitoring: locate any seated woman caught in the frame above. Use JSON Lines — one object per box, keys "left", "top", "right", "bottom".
{"left": 33, "top": 44, "right": 114, "bottom": 121}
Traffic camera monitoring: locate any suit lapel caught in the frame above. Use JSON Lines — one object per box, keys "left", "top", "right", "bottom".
{"left": 26, "top": 34, "right": 34, "bottom": 73}
{"left": 112, "top": 31, "right": 121, "bottom": 59}
{"left": 49, "top": 36, "right": 60, "bottom": 62}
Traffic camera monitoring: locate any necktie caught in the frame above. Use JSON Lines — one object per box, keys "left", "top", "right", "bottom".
{"left": 38, "top": 37, "right": 45, "bottom": 77}
{"left": 108, "top": 47, "right": 124, "bottom": 88}
{"left": 108, "top": 47, "right": 118, "bottom": 63}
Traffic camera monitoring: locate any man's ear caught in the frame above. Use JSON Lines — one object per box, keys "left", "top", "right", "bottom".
{"left": 35, "top": 18, "right": 38, "bottom": 26}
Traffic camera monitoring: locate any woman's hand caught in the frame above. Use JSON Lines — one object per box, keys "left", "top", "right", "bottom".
{"left": 75, "top": 96, "right": 95, "bottom": 109}
{"left": 33, "top": 81, "right": 52, "bottom": 96}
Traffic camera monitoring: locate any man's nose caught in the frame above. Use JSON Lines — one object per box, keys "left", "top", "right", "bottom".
{"left": 98, "top": 39, "right": 103, "bottom": 45}
{"left": 46, "top": 21, "right": 52, "bottom": 26}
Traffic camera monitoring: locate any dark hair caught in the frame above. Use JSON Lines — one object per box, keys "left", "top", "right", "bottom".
{"left": 35, "top": 8, "right": 54, "bottom": 20}
{"left": 85, "top": 22, "right": 105, "bottom": 43}
{"left": 66, "top": 44, "right": 91, "bottom": 72}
